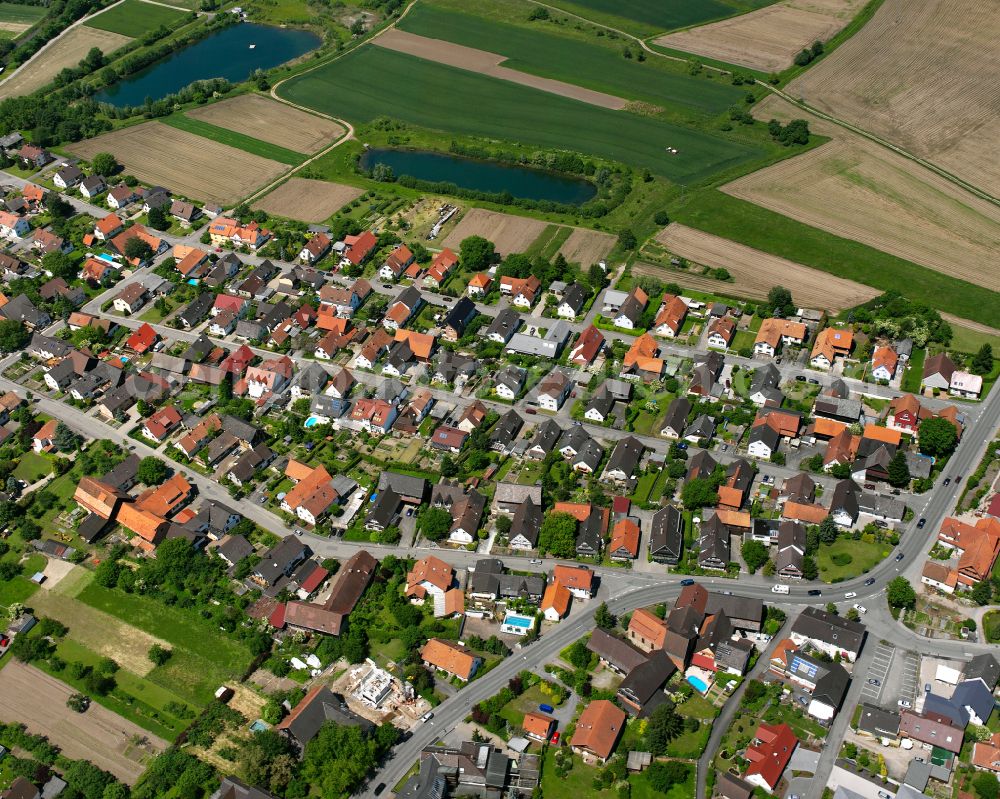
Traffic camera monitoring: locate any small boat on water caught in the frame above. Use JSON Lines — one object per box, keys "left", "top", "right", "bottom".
{"left": 249, "top": 43, "right": 256, "bottom": 49}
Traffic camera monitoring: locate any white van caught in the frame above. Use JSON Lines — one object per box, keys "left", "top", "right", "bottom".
{"left": 771, "top": 584, "right": 790, "bottom": 594}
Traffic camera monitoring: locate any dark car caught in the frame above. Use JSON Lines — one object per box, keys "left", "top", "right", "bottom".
{"left": 808, "top": 589, "right": 822, "bottom": 596}
{"left": 944, "top": 477, "right": 951, "bottom": 486}
{"left": 680, "top": 578, "right": 695, "bottom": 586}
{"left": 374, "top": 784, "right": 386, "bottom": 796}
{"left": 795, "top": 375, "right": 806, "bottom": 382}
{"left": 895, "top": 552, "right": 904, "bottom": 561}
{"left": 868, "top": 678, "right": 881, "bottom": 686}
{"left": 808, "top": 378, "right": 819, "bottom": 385}
{"left": 917, "top": 517, "right": 926, "bottom": 529}
{"left": 865, "top": 577, "right": 876, "bottom": 586}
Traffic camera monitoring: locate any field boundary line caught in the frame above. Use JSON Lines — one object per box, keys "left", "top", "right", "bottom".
{"left": 137, "top": 0, "right": 198, "bottom": 12}
{"left": 0, "top": 0, "right": 129, "bottom": 92}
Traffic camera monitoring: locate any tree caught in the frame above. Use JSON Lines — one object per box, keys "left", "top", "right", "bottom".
{"left": 46, "top": 194, "right": 74, "bottom": 220}
{"left": 54, "top": 422, "right": 80, "bottom": 452}
{"left": 846, "top": 608, "right": 860, "bottom": 622}
{"left": 617, "top": 228, "right": 637, "bottom": 251}
{"left": 440, "top": 455, "right": 458, "bottom": 478}
{"left": 67, "top": 692, "right": 90, "bottom": 712}
{"left": 971, "top": 580, "right": 993, "bottom": 606}
{"left": 818, "top": 515, "right": 838, "bottom": 544}
{"left": 42, "top": 251, "right": 77, "bottom": 280}
{"left": 565, "top": 640, "right": 592, "bottom": 669}
{"left": 148, "top": 644, "right": 171, "bottom": 666}
{"left": 646, "top": 761, "right": 690, "bottom": 793}
{"left": 495, "top": 515, "right": 512, "bottom": 537}
{"left": 0, "top": 319, "right": 29, "bottom": 353}
{"left": 919, "top": 416, "right": 958, "bottom": 457}
{"left": 681, "top": 477, "right": 718, "bottom": 510}
{"left": 741, "top": 540, "right": 768, "bottom": 573}
{"left": 767, "top": 286, "right": 794, "bottom": 317}
{"left": 124, "top": 237, "right": 153, "bottom": 264}
{"left": 973, "top": 772, "right": 1000, "bottom": 799}
{"left": 459, "top": 235, "right": 496, "bottom": 272}
{"left": 137, "top": 456, "right": 168, "bottom": 485}
{"left": 417, "top": 507, "right": 452, "bottom": 542}
{"left": 594, "top": 602, "right": 616, "bottom": 630}
{"left": 537, "top": 511, "right": 577, "bottom": 558}
{"left": 887, "top": 450, "right": 911, "bottom": 488}
{"left": 147, "top": 205, "right": 169, "bottom": 231}
{"left": 802, "top": 556, "right": 818, "bottom": 580}
{"left": 887, "top": 576, "right": 916, "bottom": 609}
{"left": 644, "top": 704, "right": 683, "bottom": 755}
{"left": 972, "top": 343, "right": 994, "bottom": 375}
{"left": 90, "top": 152, "right": 118, "bottom": 177}
{"left": 653, "top": 211, "right": 670, "bottom": 226}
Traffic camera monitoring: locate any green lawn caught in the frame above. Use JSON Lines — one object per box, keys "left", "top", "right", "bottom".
{"left": 164, "top": 114, "right": 307, "bottom": 165}
{"left": 0, "top": 2, "right": 46, "bottom": 25}
{"left": 540, "top": 0, "right": 775, "bottom": 37}
{"left": 676, "top": 693, "right": 719, "bottom": 720}
{"left": 818, "top": 538, "right": 888, "bottom": 583}
{"left": 499, "top": 684, "right": 554, "bottom": 731}
{"left": 86, "top": 0, "right": 188, "bottom": 36}
{"left": 900, "top": 348, "right": 925, "bottom": 394}
{"left": 12, "top": 451, "right": 52, "bottom": 482}
{"left": 279, "top": 47, "right": 765, "bottom": 184}
{"left": 665, "top": 721, "right": 710, "bottom": 758}
{"left": 0, "top": 575, "right": 40, "bottom": 609}
{"left": 673, "top": 189, "right": 999, "bottom": 323}
{"left": 398, "top": 2, "right": 746, "bottom": 116}
{"left": 630, "top": 472, "right": 658, "bottom": 503}
{"left": 730, "top": 330, "right": 756, "bottom": 353}
{"left": 541, "top": 749, "right": 694, "bottom": 799}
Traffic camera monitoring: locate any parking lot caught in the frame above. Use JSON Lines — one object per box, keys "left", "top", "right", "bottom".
{"left": 896, "top": 650, "right": 920, "bottom": 707}
{"left": 860, "top": 643, "right": 895, "bottom": 703}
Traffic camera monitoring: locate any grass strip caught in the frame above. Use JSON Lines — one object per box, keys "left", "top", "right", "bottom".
{"left": 164, "top": 114, "right": 306, "bottom": 166}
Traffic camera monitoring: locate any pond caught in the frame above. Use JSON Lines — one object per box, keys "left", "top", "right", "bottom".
{"left": 359, "top": 148, "right": 597, "bottom": 205}
{"left": 96, "top": 23, "right": 321, "bottom": 107}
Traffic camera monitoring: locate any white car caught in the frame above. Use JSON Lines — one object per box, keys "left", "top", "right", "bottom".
{"left": 898, "top": 699, "right": 912, "bottom": 708}
{"left": 844, "top": 591, "right": 857, "bottom": 599}
{"left": 421, "top": 711, "right": 434, "bottom": 723}
{"left": 853, "top": 604, "right": 867, "bottom": 614}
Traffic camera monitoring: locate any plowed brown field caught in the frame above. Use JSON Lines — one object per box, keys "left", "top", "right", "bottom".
{"left": 252, "top": 178, "right": 363, "bottom": 222}
{"left": 652, "top": 223, "right": 879, "bottom": 311}
{"left": 558, "top": 228, "right": 615, "bottom": 266}
{"left": 442, "top": 208, "right": 548, "bottom": 256}
{"left": 784, "top": 0, "right": 1000, "bottom": 198}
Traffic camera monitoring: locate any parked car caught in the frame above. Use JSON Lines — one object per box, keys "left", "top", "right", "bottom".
{"left": 550, "top": 731, "right": 560, "bottom": 744}
{"left": 680, "top": 578, "right": 695, "bottom": 586}
{"left": 868, "top": 678, "right": 881, "bottom": 686}
{"left": 374, "top": 785, "right": 386, "bottom": 796}
{"left": 808, "top": 378, "right": 819, "bottom": 384}
{"left": 530, "top": 559, "right": 542, "bottom": 565}
{"left": 864, "top": 483, "right": 876, "bottom": 490}
{"left": 677, "top": 442, "right": 688, "bottom": 450}
{"left": 525, "top": 408, "right": 537, "bottom": 415}
{"left": 421, "top": 711, "right": 434, "bottom": 723}
{"left": 898, "top": 699, "right": 912, "bottom": 708}
{"left": 890, "top": 489, "right": 901, "bottom": 496}
{"left": 539, "top": 704, "right": 554, "bottom": 714}
{"left": 853, "top": 604, "right": 867, "bottom": 614}
{"left": 795, "top": 375, "right": 806, "bottom": 382}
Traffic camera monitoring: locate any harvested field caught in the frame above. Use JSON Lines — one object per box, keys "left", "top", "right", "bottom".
{"left": 442, "top": 208, "right": 548, "bottom": 257}
{"left": 252, "top": 177, "right": 363, "bottom": 222}
{"left": 558, "top": 228, "right": 615, "bottom": 266}
{"left": 655, "top": 0, "right": 866, "bottom": 73}
{"left": 374, "top": 28, "right": 627, "bottom": 110}
{"left": 722, "top": 137, "right": 1000, "bottom": 292}
{"left": 0, "top": 26, "right": 131, "bottom": 100}
{"left": 32, "top": 580, "right": 171, "bottom": 677}
{"left": 0, "top": 21, "right": 29, "bottom": 34}
{"left": 0, "top": 661, "right": 167, "bottom": 783}
{"left": 785, "top": 0, "right": 1000, "bottom": 198}
{"left": 187, "top": 94, "right": 345, "bottom": 154}
{"left": 653, "top": 223, "right": 879, "bottom": 311}
{"left": 67, "top": 122, "right": 287, "bottom": 205}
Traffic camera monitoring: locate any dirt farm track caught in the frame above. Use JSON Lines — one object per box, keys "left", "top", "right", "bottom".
{"left": 652, "top": 223, "right": 880, "bottom": 312}
{"left": 68, "top": 122, "right": 288, "bottom": 206}
{"left": 785, "top": 0, "right": 1000, "bottom": 198}
{"left": 0, "top": 661, "right": 167, "bottom": 783}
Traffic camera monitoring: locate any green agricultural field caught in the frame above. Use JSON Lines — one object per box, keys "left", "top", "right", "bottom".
{"left": 673, "top": 190, "right": 1000, "bottom": 323}
{"left": 280, "top": 47, "right": 763, "bottom": 184}
{"left": 398, "top": 3, "right": 746, "bottom": 116}
{"left": 164, "top": 114, "right": 306, "bottom": 166}
{"left": 86, "top": 0, "right": 188, "bottom": 37}
{"left": 0, "top": 2, "right": 46, "bottom": 25}
{"left": 541, "top": 0, "right": 775, "bottom": 37}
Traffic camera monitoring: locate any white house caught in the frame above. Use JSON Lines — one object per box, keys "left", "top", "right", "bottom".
{"left": 0, "top": 212, "right": 30, "bottom": 239}
{"left": 950, "top": 371, "right": 983, "bottom": 399}
{"left": 536, "top": 371, "right": 571, "bottom": 411}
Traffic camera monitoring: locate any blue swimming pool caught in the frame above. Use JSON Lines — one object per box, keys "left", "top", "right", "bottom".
{"left": 687, "top": 675, "right": 709, "bottom": 693}
{"left": 304, "top": 416, "right": 319, "bottom": 428}
{"left": 502, "top": 613, "right": 533, "bottom": 629}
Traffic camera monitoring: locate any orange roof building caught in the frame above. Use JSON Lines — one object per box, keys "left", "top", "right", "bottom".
{"left": 714, "top": 509, "right": 752, "bottom": 529}
{"left": 653, "top": 294, "right": 688, "bottom": 337}
{"left": 627, "top": 607, "right": 667, "bottom": 651}
{"left": 541, "top": 580, "right": 572, "bottom": 620}
{"left": 74, "top": 477, "right": 129, "bottom": 519}
{"left": 871, "top": 346, "right": 899, "bottom": 379}
{"left": 782, "top": 501, "right": 828, "bottom": 525}
{"left": 972, "top": 733, "right": 1000, "bottom": 774}
{"left": 862, "top": 424, "right": 902, "bottom": 446}
{"left": 571, "top": 700, "right": 626, "bottom": 763}
{"left": 755, "top": 319, "right": 807, "bottom": 354}
{"left": 810, "top": 328, "right": 853, "bottom": 365}
{"left": 523, "top": 711, "right": 556, "bottom": 741}
{"left": 116, "top": 502, "right": 169, "bottom": 545}
{"left": 393, "top": 328, "right": 435, "bottom": 361}
{"left": 609, "top": 518, "right": 640, "bottom": 559}
{"left": 136, "top": 473, "right": 193, "bottom": 518}
{"left": 812, "top": 418, "right": 847, "bottom": 440}
{"left": 552, "top": 502, "right": 592, "bottom": 523}
{"left": 406, "top": 555, "right": 454, "bottom": 598}
{"left": 552, "top": 564, "right": 595, "bottom": 596}
{"left": 420, "top": 637, "right": 480, "bottom": 681}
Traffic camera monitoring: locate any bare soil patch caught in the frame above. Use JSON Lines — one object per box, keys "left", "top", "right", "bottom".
{"left": 252, "top": 177, "right": 363, "bottom": 222}
{"left": 67, "top": 122, "right": 287, "bottom": 205}
{"left": 0, "top": 27, "right": 131, "bottom": 100}
{"left": 31, "top": 585, "right": 170, "bottom": 677}
{"left": 722, "top": 136, "right": 1000, "bottom": 292}
{"left": 558, "top": 228, "right": 615, "bottom": 266}
{"left": 652, "top": 223, "right": 879, "bottom": 311}
{"left": 784, "top": 0, "right": 1000, "bottom": 198}
{"left": 40, "top": 557, "right": 76, "bottom": 589}
{"left": 656, "top": 0, "right": 865, "bottom": 73}
{"left": 374, "top": 28, "right": 627, "bottom": 110}
{"left": 187, "top": 94, "right": 345, "bottom": 154}
{"left": 0, "top": 661, "right": 167, "bottom": 783}
{"left": 442, "top": 208, "right": 548, "bottom": 257}
{"left": 0, "top": 21, "right": 29, "bottom": 34}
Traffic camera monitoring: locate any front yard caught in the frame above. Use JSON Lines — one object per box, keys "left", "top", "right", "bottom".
{"left": 817, "top": 537, "right": 888, "bottom": 582}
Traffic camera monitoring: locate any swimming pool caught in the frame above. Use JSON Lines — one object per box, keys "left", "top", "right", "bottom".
{"left": 500, "top": 613, "right": 535, "bottom": 635}
{"left": 304, "top": 416, "right": 318, "bottom": 428}
{"left": 687, "top": 675, "right": 709, "bottom": 693}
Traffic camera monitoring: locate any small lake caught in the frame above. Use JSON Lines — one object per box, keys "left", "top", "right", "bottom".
{"left": 359, "top": 148, "right": 597, "bottom": 205}
{"left": 96, "top": 23, "right": 320, "bottom": 107}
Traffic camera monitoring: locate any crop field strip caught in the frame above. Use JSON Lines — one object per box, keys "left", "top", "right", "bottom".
{"left": 278, "top": 46, "right": 764, "bottom": 183}
{"left": 672, "top": 188, "right": 999, "bottom": 324}
{"left": 0, "top": 26, "right": 131, "bottom": 100}
{"left": 186, "top": 94, "right": 345, "bottom": 154}
{"left": 784, "top": 0, "right": 1000, "bottom": 199}
{"left": 537, "top": 0, "right": 778, "bottom": 38}
{"left": 442, "top": 208, "right": 549, "bottom": 257}
{"left": 0, "top": 1, "right": 46, "bottom": 35}
{"left": 374, "top": 28, "right": 627, "bottom": 110}
{"left": 396, "top": 1, "right": 746, "bottom": 116}
{"left": 85, "top": 0, "right": 188, "bottom": 37}
{"left": 653, "top": 223, "right": 879, "bottom": 311}
{"left": 252, "top": 177, "right": 364, "bottom": 222}
{"left": 67, "top": 121, "right": 289, "bottom": 205}
{"left": 722, "top": 137, "right": 1000, "bottom": 292}
{"left": 655, "top": 0, "right": 867, "bottom": 73}
{"left": 163, "top": 114, "right": 307, "bottom": 166}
